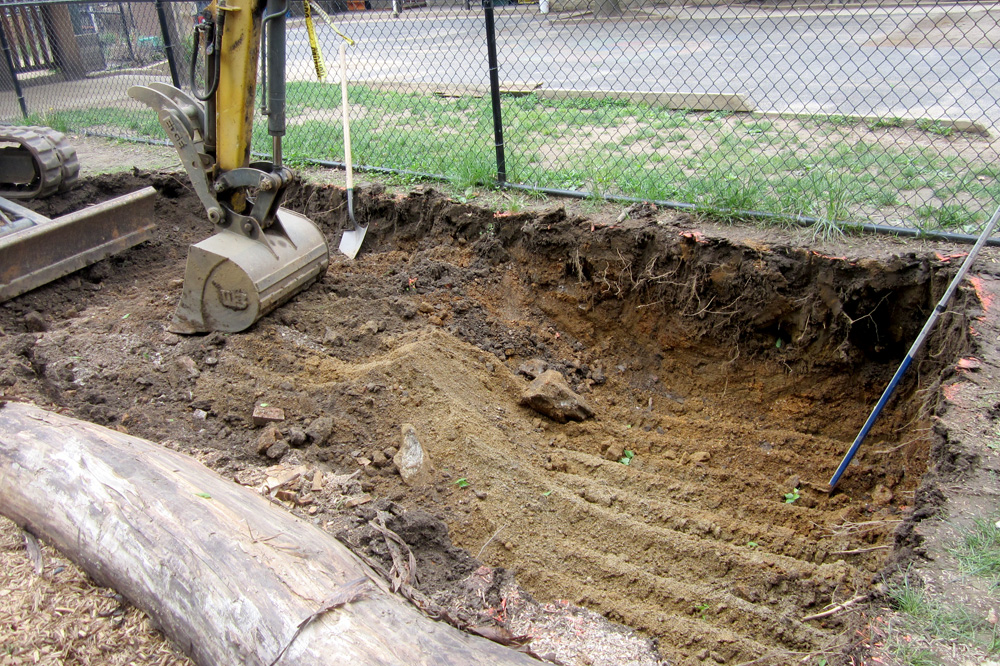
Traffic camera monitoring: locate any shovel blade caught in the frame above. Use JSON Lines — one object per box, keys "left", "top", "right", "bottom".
{"left": 338, "top": 223, "right": 368, "bottom": 260}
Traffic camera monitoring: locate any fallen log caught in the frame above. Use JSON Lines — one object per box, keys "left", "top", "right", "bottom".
{"left": 0, "top": 402, "right": 539, "bottom": 666}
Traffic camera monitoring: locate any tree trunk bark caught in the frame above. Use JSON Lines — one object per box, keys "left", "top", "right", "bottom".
{"left": 0, "top": 402, "right": 538, "bottom": 666}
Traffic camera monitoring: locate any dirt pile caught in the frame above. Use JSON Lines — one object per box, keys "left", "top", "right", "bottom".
{"left": 0, "top": 172, "right": 978, "bottom": 664}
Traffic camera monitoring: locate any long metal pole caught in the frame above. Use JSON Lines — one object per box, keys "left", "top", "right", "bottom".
{"left": 829, "top": 202, "right": 1000, "bottom": 489}
{"left": 483, "top": 0, "right": 506, "bottom": 185}
{"left": 155, "top": 0, "right": 180, "bottom": 88}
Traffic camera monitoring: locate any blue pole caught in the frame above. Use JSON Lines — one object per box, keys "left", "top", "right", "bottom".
{"left": 829, "top": 203, "right": 1000, "bottom": 489}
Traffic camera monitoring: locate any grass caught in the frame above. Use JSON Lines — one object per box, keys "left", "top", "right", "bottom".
{"left": 31, "top": 86, "right": 1000, "bottom": 234}
{"left": 948, "top": 516, "right": 1000, "bottom": 585}
{"left": 880, "top": 565, "right": 1000, "bottom": 664}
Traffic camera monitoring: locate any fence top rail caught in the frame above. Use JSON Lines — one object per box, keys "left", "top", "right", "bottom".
{"left": 0, "top": 0, "right": 160, "bottom": 7}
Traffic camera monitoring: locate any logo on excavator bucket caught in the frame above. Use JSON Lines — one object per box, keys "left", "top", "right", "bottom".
{"left": 212, "top": 281, "right": 250, "bottom": 310}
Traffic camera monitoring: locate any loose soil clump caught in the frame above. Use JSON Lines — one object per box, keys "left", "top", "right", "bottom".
{"left": 0, "top": 170, "right": 985, "bottom": 665}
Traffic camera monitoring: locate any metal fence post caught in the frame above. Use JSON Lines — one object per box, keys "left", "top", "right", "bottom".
{"left": 0, "top": 10, "right": 28, "bottom": 119}
{"left": 483, "top": 0, "right": 506, "bottom": 186}
{"left": 155, "top": 0, "right": 181, "bottom": 89}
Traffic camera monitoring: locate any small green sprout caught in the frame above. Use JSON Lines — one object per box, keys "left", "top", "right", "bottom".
{"left": 747, "top": 541, "right": 759, "bottom": 548}
{"left": 784, "top": 487, "right": 801, "bottom": 504}
{"left": 619, "top": 450, "right": 635, "bottom": 465}
{"left": 454, "top": 478, "right": 470, "bottom": 489}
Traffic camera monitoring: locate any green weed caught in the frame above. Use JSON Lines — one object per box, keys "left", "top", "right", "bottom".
{"left": 915, "top": 203, "right": 982, "bottom": 231}
{"left": 885, "top": 571, "right": 1000, "bottom": 658}
{"left": 868, "top": 116, "right": 905, "bottom": 130}
{"left": 948, "top": 517, "right": 1000, "bottom": 584}
{"left": 915, "top": 118, "right": 955, "bottom": 137}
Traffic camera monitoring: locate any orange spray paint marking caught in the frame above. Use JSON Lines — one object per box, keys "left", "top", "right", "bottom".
{"left": 968, "top": 275, "right": 994, "bottom": 312}
{"left": 942, "top": 383, "right": 963, "bottom": 403}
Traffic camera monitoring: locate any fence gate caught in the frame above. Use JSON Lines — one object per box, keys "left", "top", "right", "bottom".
{"left": 0, "top": 2, "right": 56, "bottom": 73}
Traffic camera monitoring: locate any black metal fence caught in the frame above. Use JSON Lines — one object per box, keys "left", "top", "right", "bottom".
{"left": 3, "top": 0, "right": 1000, "bottom": 238}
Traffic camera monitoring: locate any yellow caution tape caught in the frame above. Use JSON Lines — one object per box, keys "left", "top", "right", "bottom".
{"left": 308, "top": 0, "right": 355, "bottom": 45}
{"left": 303, "top": 0, "right": 326, "bottom": 80}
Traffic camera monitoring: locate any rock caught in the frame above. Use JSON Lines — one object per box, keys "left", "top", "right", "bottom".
{"left": 872, "top": 484, "right": 893, "bottom": 505}
{"left": 517, "top": 358, "right": 548, "bottom": 380}
{"left": 287, "top": 427, "right": 307, "bottom": 447}
{"left": 582, "top": 486, "right": 613, "bottom": 507}
{"left": 23, "top": 311, "right": 47, "bottom": 332}
{"left": 392, "top": 299, "right": 418, "bottom": 319}
{"left": 690, "top": 451, "right": 711, "bottom": 464}
{"left": 254, "top": 424, "right": 282, "bottom": 455}
{"left": 603, "top": 440, "right": 625, "bottom": 462}
{"left": 546, "top": 451, "right": 568, "bottom": 472}
{"left": 305, "top": 415, "right": 335, "bottom": 447}
{"left": 371, "top": 451, "right": 390, "bottom": 468}
{"left": 176, "top": 356, "right": 200, "bottom": 378}
{"left": 323, "top": 328, "right": 344, "bottom": 346}
{"left": 394, "top": 423, "right": 433, "bottom": 486}
{"left": 359, "top": 320, "right": 382, "bottom": 335}
{"left": 519, "top": 370, "right": 595, "bottom": 423}
{"left": 265, "top": 440, "right": 290, "bottom": 460}
{"left": 252, "top": 404, "right": 285, "bottom": 427}
{"left": 344, "top": 494, "right": 372, "bottom": 508}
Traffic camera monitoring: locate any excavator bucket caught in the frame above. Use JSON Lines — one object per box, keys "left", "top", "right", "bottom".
{"left": 0, "top": 187, "right": 157, "bottom": 302}
{"left": 169, "top": 207, "right": 329, "bottom": 334}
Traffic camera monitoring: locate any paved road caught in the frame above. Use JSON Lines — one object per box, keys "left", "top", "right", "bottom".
{"left": 287, "top": 4, "right": 1000, "bottom": 127}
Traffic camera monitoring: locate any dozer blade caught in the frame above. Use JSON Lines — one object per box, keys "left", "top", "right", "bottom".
{"left": 0, "top": 187, "right": 156, "bottom": 302}
{"left": 170, "top": 207, "right": 329, "bottom": 334}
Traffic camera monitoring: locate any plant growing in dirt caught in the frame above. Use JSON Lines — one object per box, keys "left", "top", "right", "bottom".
{"left": 619, "top": 450, "right": 635, "bottom": 465}
{"left": 947, "top": 516, "right": 1000, "bottom": 584}
{"left": 877, "top": 567, "right": 1000, "bottom": 662}
{"left": 454, "top": 478, "right": 471, "bottom": 489}
{"left": 45, "top": 81, "right": 997, "bottom": 235}
{"left": 784, "top": 488, "right": 801, "bottom": 504}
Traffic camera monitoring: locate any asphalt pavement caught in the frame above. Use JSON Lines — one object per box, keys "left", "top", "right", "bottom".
{"left": 288, "top": 4, "right": 1000, "bottom": 128}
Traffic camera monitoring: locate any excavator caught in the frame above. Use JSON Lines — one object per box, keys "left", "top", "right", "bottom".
{"left": 1, "top": 0, "right": 329, "bottom": 333}
{"left": 128, "top": 0, "right": 330, "bottom": 334}
{"left": 0, "top": 126, "right": 156, "bottom": 303}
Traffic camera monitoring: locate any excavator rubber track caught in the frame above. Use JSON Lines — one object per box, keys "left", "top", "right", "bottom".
{"left": 0, "top": 125, "right": 80, "bottom": 199}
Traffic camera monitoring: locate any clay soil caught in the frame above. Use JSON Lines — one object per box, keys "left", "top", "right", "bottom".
{"left": 2, "top": 142, "right": 999, "bottom": 665}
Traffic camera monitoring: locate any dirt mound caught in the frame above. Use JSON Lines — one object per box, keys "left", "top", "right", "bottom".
{"left": 0, "top": 172, "right": 979, "bottom": 664}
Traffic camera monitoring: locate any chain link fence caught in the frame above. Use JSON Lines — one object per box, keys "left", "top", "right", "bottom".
{"left": 2, "top": 0, "right": 999, "bottom": 238}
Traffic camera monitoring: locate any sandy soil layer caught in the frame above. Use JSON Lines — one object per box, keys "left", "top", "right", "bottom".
{"left": 0, "top": 167, "right": 992, "bottom": 665}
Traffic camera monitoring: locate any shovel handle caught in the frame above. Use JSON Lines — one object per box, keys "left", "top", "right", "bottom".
{"left": 339, "top": 41, "right": 353, "bottom": 192}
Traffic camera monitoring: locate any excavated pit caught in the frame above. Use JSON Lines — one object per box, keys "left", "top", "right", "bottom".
{"left": 0, "top": 172, "right": 976, "bottom": 665}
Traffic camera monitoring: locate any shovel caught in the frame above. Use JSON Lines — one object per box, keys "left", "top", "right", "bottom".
{"left": 337, "top": 41, "right": 367, "bottom": 259}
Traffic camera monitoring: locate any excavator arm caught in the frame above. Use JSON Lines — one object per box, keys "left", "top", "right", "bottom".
{"left": 128, "top": 0, "right": 329, "bottom": 334}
